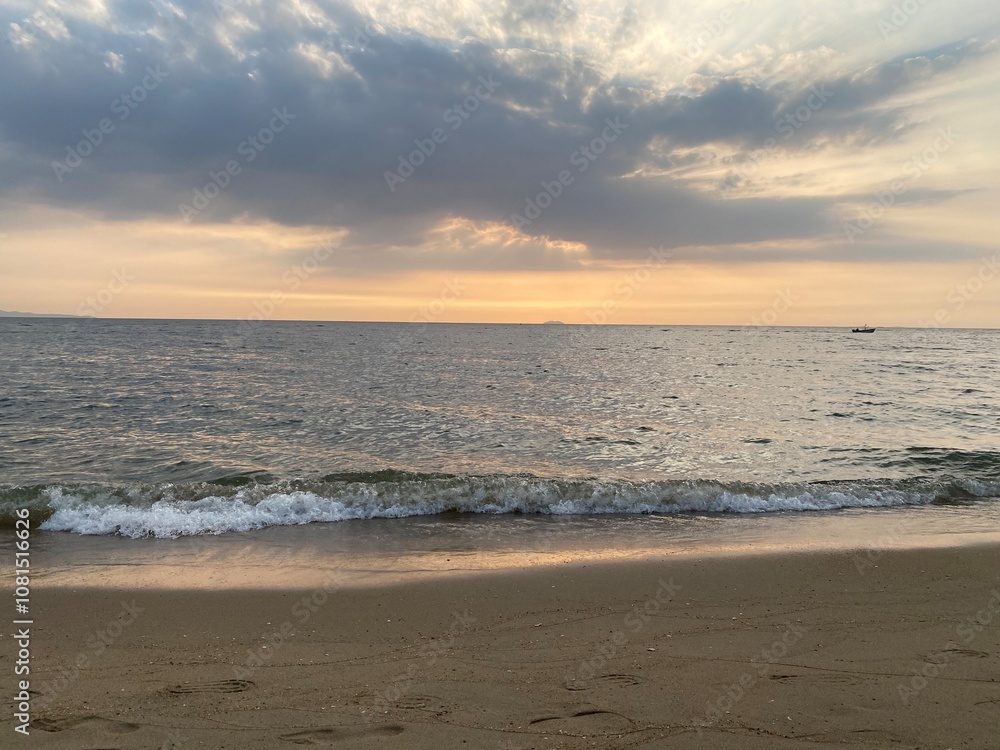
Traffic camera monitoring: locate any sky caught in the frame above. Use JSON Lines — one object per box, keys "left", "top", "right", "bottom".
{"left": 0, "top": 0, "right": 998, "bottom": 326}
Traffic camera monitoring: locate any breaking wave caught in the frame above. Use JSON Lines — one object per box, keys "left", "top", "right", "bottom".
{"left": 2, "top": 470, "right": 997, "bottom": 538}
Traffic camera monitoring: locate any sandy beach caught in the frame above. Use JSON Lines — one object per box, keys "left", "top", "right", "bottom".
{"left": 8, "top": 543, "right": 999, "bottom": 749}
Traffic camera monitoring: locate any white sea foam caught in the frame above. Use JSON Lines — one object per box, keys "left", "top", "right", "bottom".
{"left": 33, "top": 475, "right": 995, "bottom": 538}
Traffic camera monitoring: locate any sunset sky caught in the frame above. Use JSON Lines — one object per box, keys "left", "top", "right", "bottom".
{"left": 1, "top": 0, "right": 998, "bottom": 325}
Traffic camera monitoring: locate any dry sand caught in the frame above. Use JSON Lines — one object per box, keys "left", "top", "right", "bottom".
{"left": 8, "top": 544, "right": 1000, "bottom": 748}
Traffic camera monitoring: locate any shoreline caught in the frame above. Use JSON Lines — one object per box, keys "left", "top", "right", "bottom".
{"left": 19, "top": 503, "right": 1000, "bottom": 590}
{"left": 8, "top": 543, "right": 1000, "bottom": 747}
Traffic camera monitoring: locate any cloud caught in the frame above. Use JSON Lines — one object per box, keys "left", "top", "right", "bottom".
{"left": 0, "top": 0, "right": 995, "bottom": 273}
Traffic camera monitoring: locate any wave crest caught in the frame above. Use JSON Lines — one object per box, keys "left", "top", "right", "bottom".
{"left": 0, "top": 472, "right": 995, "bottom": 538}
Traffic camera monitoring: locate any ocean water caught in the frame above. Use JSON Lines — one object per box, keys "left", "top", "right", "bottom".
{"left": 1, "top": 319, "right": 998, "bottom": 541}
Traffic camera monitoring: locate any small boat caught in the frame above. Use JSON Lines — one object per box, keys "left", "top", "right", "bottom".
{"left": 852, "top": 325, "right": 876, "bottom": 333}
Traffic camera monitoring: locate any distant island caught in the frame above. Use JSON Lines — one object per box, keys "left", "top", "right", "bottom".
{"left": 542, "top": 320, "right": 565, "bottom": 324}
{"left": 0, "top": 310, "right": 89, "bottom": 318}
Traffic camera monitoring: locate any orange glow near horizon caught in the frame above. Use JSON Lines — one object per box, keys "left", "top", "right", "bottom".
{"left": 1, "top": 210, "right": 997, "bottom": 327}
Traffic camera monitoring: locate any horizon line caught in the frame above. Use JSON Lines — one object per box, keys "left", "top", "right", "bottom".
{"left": 1, "top": 314, "right": 997, "bottom": 330}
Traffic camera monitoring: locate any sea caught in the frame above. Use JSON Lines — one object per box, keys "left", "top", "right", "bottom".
{"left": 1, "top": 319, "right": 998, "bottom": 587}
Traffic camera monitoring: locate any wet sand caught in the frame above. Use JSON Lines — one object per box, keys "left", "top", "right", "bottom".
{"left": 9, "top": 544, "right": 1000, "bottom": 748}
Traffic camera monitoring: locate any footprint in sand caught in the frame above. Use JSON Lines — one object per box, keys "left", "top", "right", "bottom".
{"left": 280, "top": 725, "right": 405, "bottom": 745}
{"left": 164, "top": 679, "right": 254, "bottom": 695}
{"left": 565, "top": 673, "right": 643, "bottom": 691}
{"left": 528, "top": 708, "right": 633, "bottom": 734}
{"left": 932, "top": 647, "right": 990, "bottom": 660}
{"left": 34, "top": 715, "right": 141, "bottom": 733}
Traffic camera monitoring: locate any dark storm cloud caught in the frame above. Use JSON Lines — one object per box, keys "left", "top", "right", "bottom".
{"left": 0, "top": 0, "right": 992, "bottom": 269}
